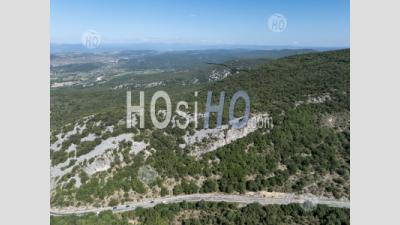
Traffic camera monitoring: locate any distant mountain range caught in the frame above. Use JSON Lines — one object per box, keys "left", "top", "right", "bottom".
{"left": 50, "top": 43, "right": 345, "bottom": 54}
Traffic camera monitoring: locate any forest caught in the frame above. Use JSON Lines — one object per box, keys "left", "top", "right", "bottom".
{"left": 51, "top": 202, "right": 349, "bottom": 225}
{"left": 51, "top": 49, "right": 350, "bottom": 207}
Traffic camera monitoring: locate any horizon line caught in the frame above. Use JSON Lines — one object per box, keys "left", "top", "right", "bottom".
{"left": 50, "top": 42, "right": 349, "bottom": 49}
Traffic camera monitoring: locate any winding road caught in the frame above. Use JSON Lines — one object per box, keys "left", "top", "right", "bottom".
{"left": 50, "top": 192, "right": 349, "bottom": 216}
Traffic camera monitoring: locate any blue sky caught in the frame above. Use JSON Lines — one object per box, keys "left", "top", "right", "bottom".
{"left": 51, "top": 0, "right": 349, "bottom": 47}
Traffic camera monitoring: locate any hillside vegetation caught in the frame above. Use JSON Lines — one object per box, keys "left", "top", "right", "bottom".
{"left": 50, "top": 49, "right": 350, "bottom": 210}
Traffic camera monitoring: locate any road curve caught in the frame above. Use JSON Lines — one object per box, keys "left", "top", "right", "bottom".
{"left": 51, "top": 193, "right": 349, "bottom": 216}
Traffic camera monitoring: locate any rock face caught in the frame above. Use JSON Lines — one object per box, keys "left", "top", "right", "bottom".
{"left": 50, "top": 133, "right": 148, "bottom": 189}
{"left": 50, "top": 122, "right": 87, "bottom": 152}
{"left": 295, "top": 93, "right": 331, "bottom": 108}
{"left": 80, "top": 133, "right": 97, "bottom": 142}
{"left": 50, "top": 112, "right": 273, "bottom": 189}
{"left": 208, "top": 69, "right": 231, "bottom": 81}
{"left": 84, "top": 153, "right": 113, "bottom": 176}
{"left": 183, "top": 113, "right": 273, "bottom": 157}
{"left": 306, "top": 93, "right": 331, "bottom": 104}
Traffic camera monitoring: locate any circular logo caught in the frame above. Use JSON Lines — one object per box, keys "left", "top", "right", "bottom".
{"left": 81, "top": 30, "right": 101, "bottom": 49}
{"left": 268, "top": 13, "right": 287, "bottom": 33}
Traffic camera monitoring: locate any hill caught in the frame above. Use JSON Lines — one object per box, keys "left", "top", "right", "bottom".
{"left": 50, "top": 49, "right": 350, "bottom": 209}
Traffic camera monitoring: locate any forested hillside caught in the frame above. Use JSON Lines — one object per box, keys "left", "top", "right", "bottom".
{"left": 50, "top": 49, "right": 350, "bottom": 210}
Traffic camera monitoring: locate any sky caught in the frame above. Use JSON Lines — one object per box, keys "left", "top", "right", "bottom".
{"left": 51, "top": 0, "right": 349, "bottom": 48}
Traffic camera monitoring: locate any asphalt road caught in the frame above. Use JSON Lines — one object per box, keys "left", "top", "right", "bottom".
{"left": 50, "top": 193, "right": 349, "bottom": 216}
